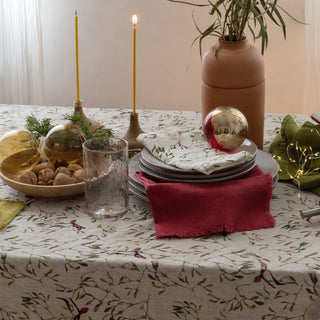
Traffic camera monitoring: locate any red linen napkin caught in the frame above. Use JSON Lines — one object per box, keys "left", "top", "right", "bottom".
{"left": 136, "top": 166, "right": 275, "bottom": 238}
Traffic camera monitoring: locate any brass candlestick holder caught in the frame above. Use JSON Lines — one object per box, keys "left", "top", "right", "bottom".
{"left": 123, "top": 112, "right": 144, "bottom": 151}
{"left": 73, "top": 100, "right": 100, "bottom": 132}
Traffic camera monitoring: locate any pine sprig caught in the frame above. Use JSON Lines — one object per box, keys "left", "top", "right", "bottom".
{"left": 25, "top": 113, "right": 113, "bottom": 139}
{"left": 64, "top": 113, "right": 113, "bottom": 139}
{"left": 25, "top": 114, "right": 54, "bottom": 138}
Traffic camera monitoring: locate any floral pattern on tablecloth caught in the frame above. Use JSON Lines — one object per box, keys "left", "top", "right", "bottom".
{"left": 0, "top": 105, "right": 319, "bottom": 320}
{"left": 137, "top": 131, "right": 253, "bottom": 174}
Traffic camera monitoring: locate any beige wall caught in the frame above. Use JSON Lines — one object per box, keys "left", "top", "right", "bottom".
{"left": 40, "top": 0, "right": 307, "bottom": 114}
{"left": 263, "top": 0, "right": 306, "bottom": 115}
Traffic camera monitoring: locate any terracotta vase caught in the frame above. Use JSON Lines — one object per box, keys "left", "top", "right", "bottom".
{"left": 201, "top": 39, "right": 265, "bottom": 149}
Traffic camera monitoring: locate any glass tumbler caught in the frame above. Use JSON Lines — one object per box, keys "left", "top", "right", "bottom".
{"left": 83, "top": 137, "right": 128, "bottom": 218}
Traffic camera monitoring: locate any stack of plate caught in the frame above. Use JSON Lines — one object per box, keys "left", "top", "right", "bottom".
{"left": 129, "top": 140, "right": 279, "bottom": 201}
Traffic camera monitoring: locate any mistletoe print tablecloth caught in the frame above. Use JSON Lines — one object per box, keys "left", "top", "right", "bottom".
{"left": 0, "top": 104, "right": 319, "bottom": 320}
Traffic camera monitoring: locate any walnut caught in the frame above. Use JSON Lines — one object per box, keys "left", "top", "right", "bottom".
{"left": 53, "top": 173, "right": 76, "bottom": 185}
{"left": 67, "top": 163, "right": 82, "bottom": 174}
{"left": 38, "top": 168, "right": 54, "bottom": 185}
{"left": 33, "top": 161, "right": 55, "bottom": 175}
{"left": 16, "top": 171, "right": 38, "bottom": 185}
{"left": 72, "top": 169, "right": 84, "bottom": 183}
{"left": 55, "top": 167, "right": 71, "bottom": 177}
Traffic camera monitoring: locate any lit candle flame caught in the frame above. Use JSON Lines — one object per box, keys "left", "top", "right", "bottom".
{"left": 132, "top": 14, "right": 137, "bottom": 27}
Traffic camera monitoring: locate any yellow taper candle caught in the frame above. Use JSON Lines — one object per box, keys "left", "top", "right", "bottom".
{"left": 75, "top": 11, "right": 80, "bottom": 102}
{"left": 132, "top": 14, "right": 137, "bottom": 115}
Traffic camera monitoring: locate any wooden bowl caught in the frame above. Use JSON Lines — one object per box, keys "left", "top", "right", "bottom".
{"left": 0, "top": 170, "right": 84, "bottom": 198}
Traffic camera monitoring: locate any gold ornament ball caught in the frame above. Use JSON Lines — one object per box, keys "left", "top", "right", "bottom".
{"left": 0, "top": 130, "right": 40, "bottom": 177}
{"left": 203, "top": 106, "right": 248, "bottom": 151}
{"left": 44, "top": 121, "right": 86, "bottom": 166}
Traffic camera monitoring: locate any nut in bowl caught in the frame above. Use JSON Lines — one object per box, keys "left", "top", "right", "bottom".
{"left": 2, "top": 158, "right": 84, "bottom": 198}
{"left": 0, "top": 168, "right": 84, "bottom": 198}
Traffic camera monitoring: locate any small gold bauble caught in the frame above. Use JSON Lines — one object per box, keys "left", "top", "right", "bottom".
{"left": 0, "top": 130, "right": 40, "bottom": 176}
{"left": 44, "top": 121, "right": 86, "bottom": 166}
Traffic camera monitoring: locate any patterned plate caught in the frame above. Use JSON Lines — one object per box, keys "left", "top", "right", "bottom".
{"left": 139, "top": 159, "right": 256, "bottom": 183}
{"left": 140, "top": 138, "right": 257, "bottom": 174}
{"left": 139, "top": 156, "right": 256, "bottom": 180}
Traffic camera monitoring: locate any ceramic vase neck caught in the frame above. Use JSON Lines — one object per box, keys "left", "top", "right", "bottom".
{"left": 218, "top": 38, "right": 248, "bottom": 49}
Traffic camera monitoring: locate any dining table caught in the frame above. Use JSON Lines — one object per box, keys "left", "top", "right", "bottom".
{"left": 0, "top": 104, "right": 319, "bottom": 320}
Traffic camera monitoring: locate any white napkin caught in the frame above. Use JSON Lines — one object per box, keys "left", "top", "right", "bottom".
{"left": 137, "top": 131, "right": 253, "bottom": 175}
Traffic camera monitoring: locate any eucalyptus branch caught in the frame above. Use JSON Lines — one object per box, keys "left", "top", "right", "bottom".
{"left": 168, "top": 0, "right": 209, "bottom": 7}
{"left": 239, "top": 0, "right": 251, "bottom": 40}
{"left": 169, "top": 0, "right": 304, "bottom": 55}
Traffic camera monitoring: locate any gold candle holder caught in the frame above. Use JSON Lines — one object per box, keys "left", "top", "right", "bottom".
{"left": 122, "top": 112, "right": 144, "bottom": 151}
{"left": 73, "top": 100, "right": 100, "bottom": 132}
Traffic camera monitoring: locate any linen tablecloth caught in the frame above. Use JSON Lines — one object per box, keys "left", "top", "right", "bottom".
{"left": 0, "top": 105, "right": 319, "bottom": 320}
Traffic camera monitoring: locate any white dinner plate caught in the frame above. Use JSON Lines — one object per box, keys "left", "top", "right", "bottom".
{"left": 129, "top": 153, "right": 144, "bottom": 186}
{"left": 129, "top": 181, "right": 148, "bottom": 201}
{"left": 256, "top": 150, "right": 279, "bottom": 185}
{"left": 129, "top": 177, "right": 146, "bottom": 194}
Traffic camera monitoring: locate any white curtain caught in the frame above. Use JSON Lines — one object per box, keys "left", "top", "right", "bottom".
{"left": 304, "top": 0, "right": 320, "bottom": 114}
{"left": 0, "top": 0, "right": 44, "bottom": 105}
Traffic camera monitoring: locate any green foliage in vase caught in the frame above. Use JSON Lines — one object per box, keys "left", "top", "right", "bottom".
{"left": 25, "top": 114, "right": 54, "bottom": 138}
{"left": 168, "top": 0, "right": 303, "bottom": 55}
{"left": 64, "top": 113, "right": 113, "bottom": 139}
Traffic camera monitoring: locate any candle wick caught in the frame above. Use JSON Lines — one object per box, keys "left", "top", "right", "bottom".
{"left": 75, "top": 10, "right": 77, "bottom": 16}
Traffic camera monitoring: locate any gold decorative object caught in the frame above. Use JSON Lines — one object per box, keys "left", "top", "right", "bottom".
{"left": 73, "top": 100, "right": 100, "bottom": 132}
{"left": 203, "top": 106, "right": 248, "bottom": 151}
{"left": 45, "top": 120, "right": 86, "bottom": 166}
{"left": 0, "top": 130, "right": 40, "bottom": 177}
{"left": 123, "top": 113, "right": 144, "bottom": 151}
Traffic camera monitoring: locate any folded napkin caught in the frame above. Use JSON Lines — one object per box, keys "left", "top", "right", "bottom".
{"left": 270, "top": 115, "right": 320, "bottom": 195}
{"left": 0, "top": 199, "right": 25, "bottom": 229}
{"left": 136, "top": 166, "right": 274, "bottom": 238}
{"left": 137, "top": 131, "right": 253, "bottom": 175}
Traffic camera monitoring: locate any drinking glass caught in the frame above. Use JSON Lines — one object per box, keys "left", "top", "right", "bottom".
{"left": 83, "top": 137, "right": 128, "bottom": 218}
